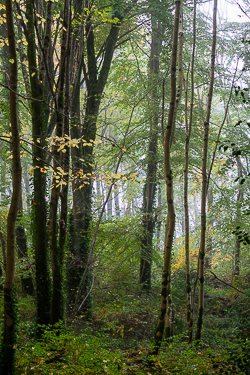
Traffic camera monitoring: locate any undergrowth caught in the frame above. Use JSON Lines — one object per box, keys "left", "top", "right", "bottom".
{"left": 13, "top": 287, "right": 250, "bottom": 375}
{"left": 15, "top": 325, "right": 250, "bottom": 374}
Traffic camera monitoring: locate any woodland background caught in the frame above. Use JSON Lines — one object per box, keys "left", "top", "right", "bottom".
{"left": 1, "top": 0, "right": 250, "bottom": 373}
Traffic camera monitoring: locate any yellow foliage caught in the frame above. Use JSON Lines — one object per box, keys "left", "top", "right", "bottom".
{"left": 172, "top": 237, "right": 199, "bottom": 272}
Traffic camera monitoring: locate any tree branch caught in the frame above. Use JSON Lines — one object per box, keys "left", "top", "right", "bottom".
{"left": 209, "top": 271, "right": 245, "bottom": 294}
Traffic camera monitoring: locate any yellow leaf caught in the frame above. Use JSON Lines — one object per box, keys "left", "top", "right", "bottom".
{"left": 130, "top": 173, "right": 137, "bottom": 178}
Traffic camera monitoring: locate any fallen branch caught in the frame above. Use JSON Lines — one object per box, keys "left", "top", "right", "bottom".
{"left": 209, "top": 271, "right": 245, "bottom": 294}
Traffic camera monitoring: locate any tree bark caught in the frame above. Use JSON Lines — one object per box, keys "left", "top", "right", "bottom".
{"left": 195, "top": 0, "right": 217, "bottom": 341}
{"left": 184, "top": 0, "right": 196, "bottom": 343}
{"left": 152, "top": 0, "right": 180, "bottom": 354}
{"left": 234, "top": 158, "right": 243, "bottom": 278}
{"left": 1, "top": 0, "right": 22, "bottom": 370}
{"left": 49, "top": 0, "right": 70, "bottom": 325}
{"left": 16, "top": 193, "right": 34, "bottom": 296}
{"left": 165, "top": 0, "right": 183, "bottom": 338}
{"left": 0, "top": 228, "right": 6, "bottom": 273}
{"left": 26, "top": 0, "right": 51, "bottom": 331}
{"left": 69, "top": 10, "right": 123, "bottom": 316}
{"left": 140, "top": 14, "right": 160, "bottom": 291}
{"left": 205, "top": 184, "right": 213, "bottom": 271}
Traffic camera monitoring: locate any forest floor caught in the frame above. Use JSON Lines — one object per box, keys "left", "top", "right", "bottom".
{"left": 6, "top": 278, "right": 250, "bottom": 374}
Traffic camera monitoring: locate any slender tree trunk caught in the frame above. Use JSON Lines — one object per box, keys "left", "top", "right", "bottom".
{"left": 26, "top": 0, "right": 51, "bottom": 330}
{"left": 195, "top": 0, "right": 217, "bottom": 341}
{"left": 171, "top": 0, "right": 183, "bottom": 146}
{"left": 58, "top": 3, "right": 71, "bottom": 320}
{"left": 49, "top": 0, "right": 70, "bottom": 325}
{"left": 193, "top": 194, "right": 199, "bottom": 226}
{"left": 152, "top": 0, "right": 180, "bottom": 354}
{"left": 184, "top": 0, "right": 196, "bottom": 343}
{"left": 234, "top": 158, "right": 243, "bottom": 278}
{"left": 16, "top": 193, "right": 34, "bottom": 296}
{"left": 15, "top": 14, "right": 33, "bottom": 297}
{"left": 156, "top": 186, "right": 162, "bottom": 240}
{"left": 107, "top": 186, "right": 113, "bottom": 218}
{"left": 140, "top": 15, "right": 160, "bottom": 291}
{"left": 165, "top": 0, "right": 183, "bottom": 338}
{"left": 0, "top": 3, "right": 10, "bottom": 221}
{"left": 205, "top": 184, "right": 213, "bottom": 271}
{"left": 16, "top": 18, "right": 30, "bottom": 97}
{"left": 114, "top": 191, "right": 120, "bottom": 218}
{"left": 68, "top": 72, "right": 87, "bottom": 316}
{"left": 1, "top": 0, "right": 22, "bottom": 370}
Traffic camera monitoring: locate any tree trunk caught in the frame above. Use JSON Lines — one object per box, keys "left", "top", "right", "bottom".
{"left": 139, "top": 14, "right": 160, "bottom": 292}
{"left": 1, "top": 0, "right": 22, "bottom": 370}
{"left": 67, "top": 72, "right": 89, "bottom": 317}
{"left": 205, "top": 184, "right": 213, "bottom": 271}
{"left": 165, "top": 0, "right": 183, "bottom": 338}
{"left": 152, "top": 0, "right": 180, "bottom": 354}
{"left": 49, "top": 0, "right": 70, "bottom": 325}
{"left": 26, "top": 0, "right": 51, "bottom": 330}
{"left": 69, "top": 12, "right": 123, "bottom": 316}
{"left": 107, "top": 186, "right": 113, "bottom": 218}
{"left": 184, "top": 0, "right": 196, "bottom": 343}
{"left": 234, "top": 158, "right": 243, "bottom": 278}
{"left": 58, "top": 4, "right": 71, "bottom": 320}
{"left": 0, "top": 228, "right": 6, "bottom": 273}
{"left": 16, "top": 193, "right": 34, "bottom": 296}
{"left": 156, "top": 186, "right": 162, "bottom": 240}
{"left": 195, "top": 0, "right": 217, "bottom": 341}
{"left": 114, "top": 190, "right": 120, "bottom": 218}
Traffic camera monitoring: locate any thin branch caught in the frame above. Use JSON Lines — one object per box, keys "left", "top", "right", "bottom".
{"left": 77, "top": 272, "right": 95, "bottom": 312}
{"left": 232, "top": 0, "right": 250, "bottom": 19}
{"left": 0, "top": 82, "right": 65, "bottom": 117}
